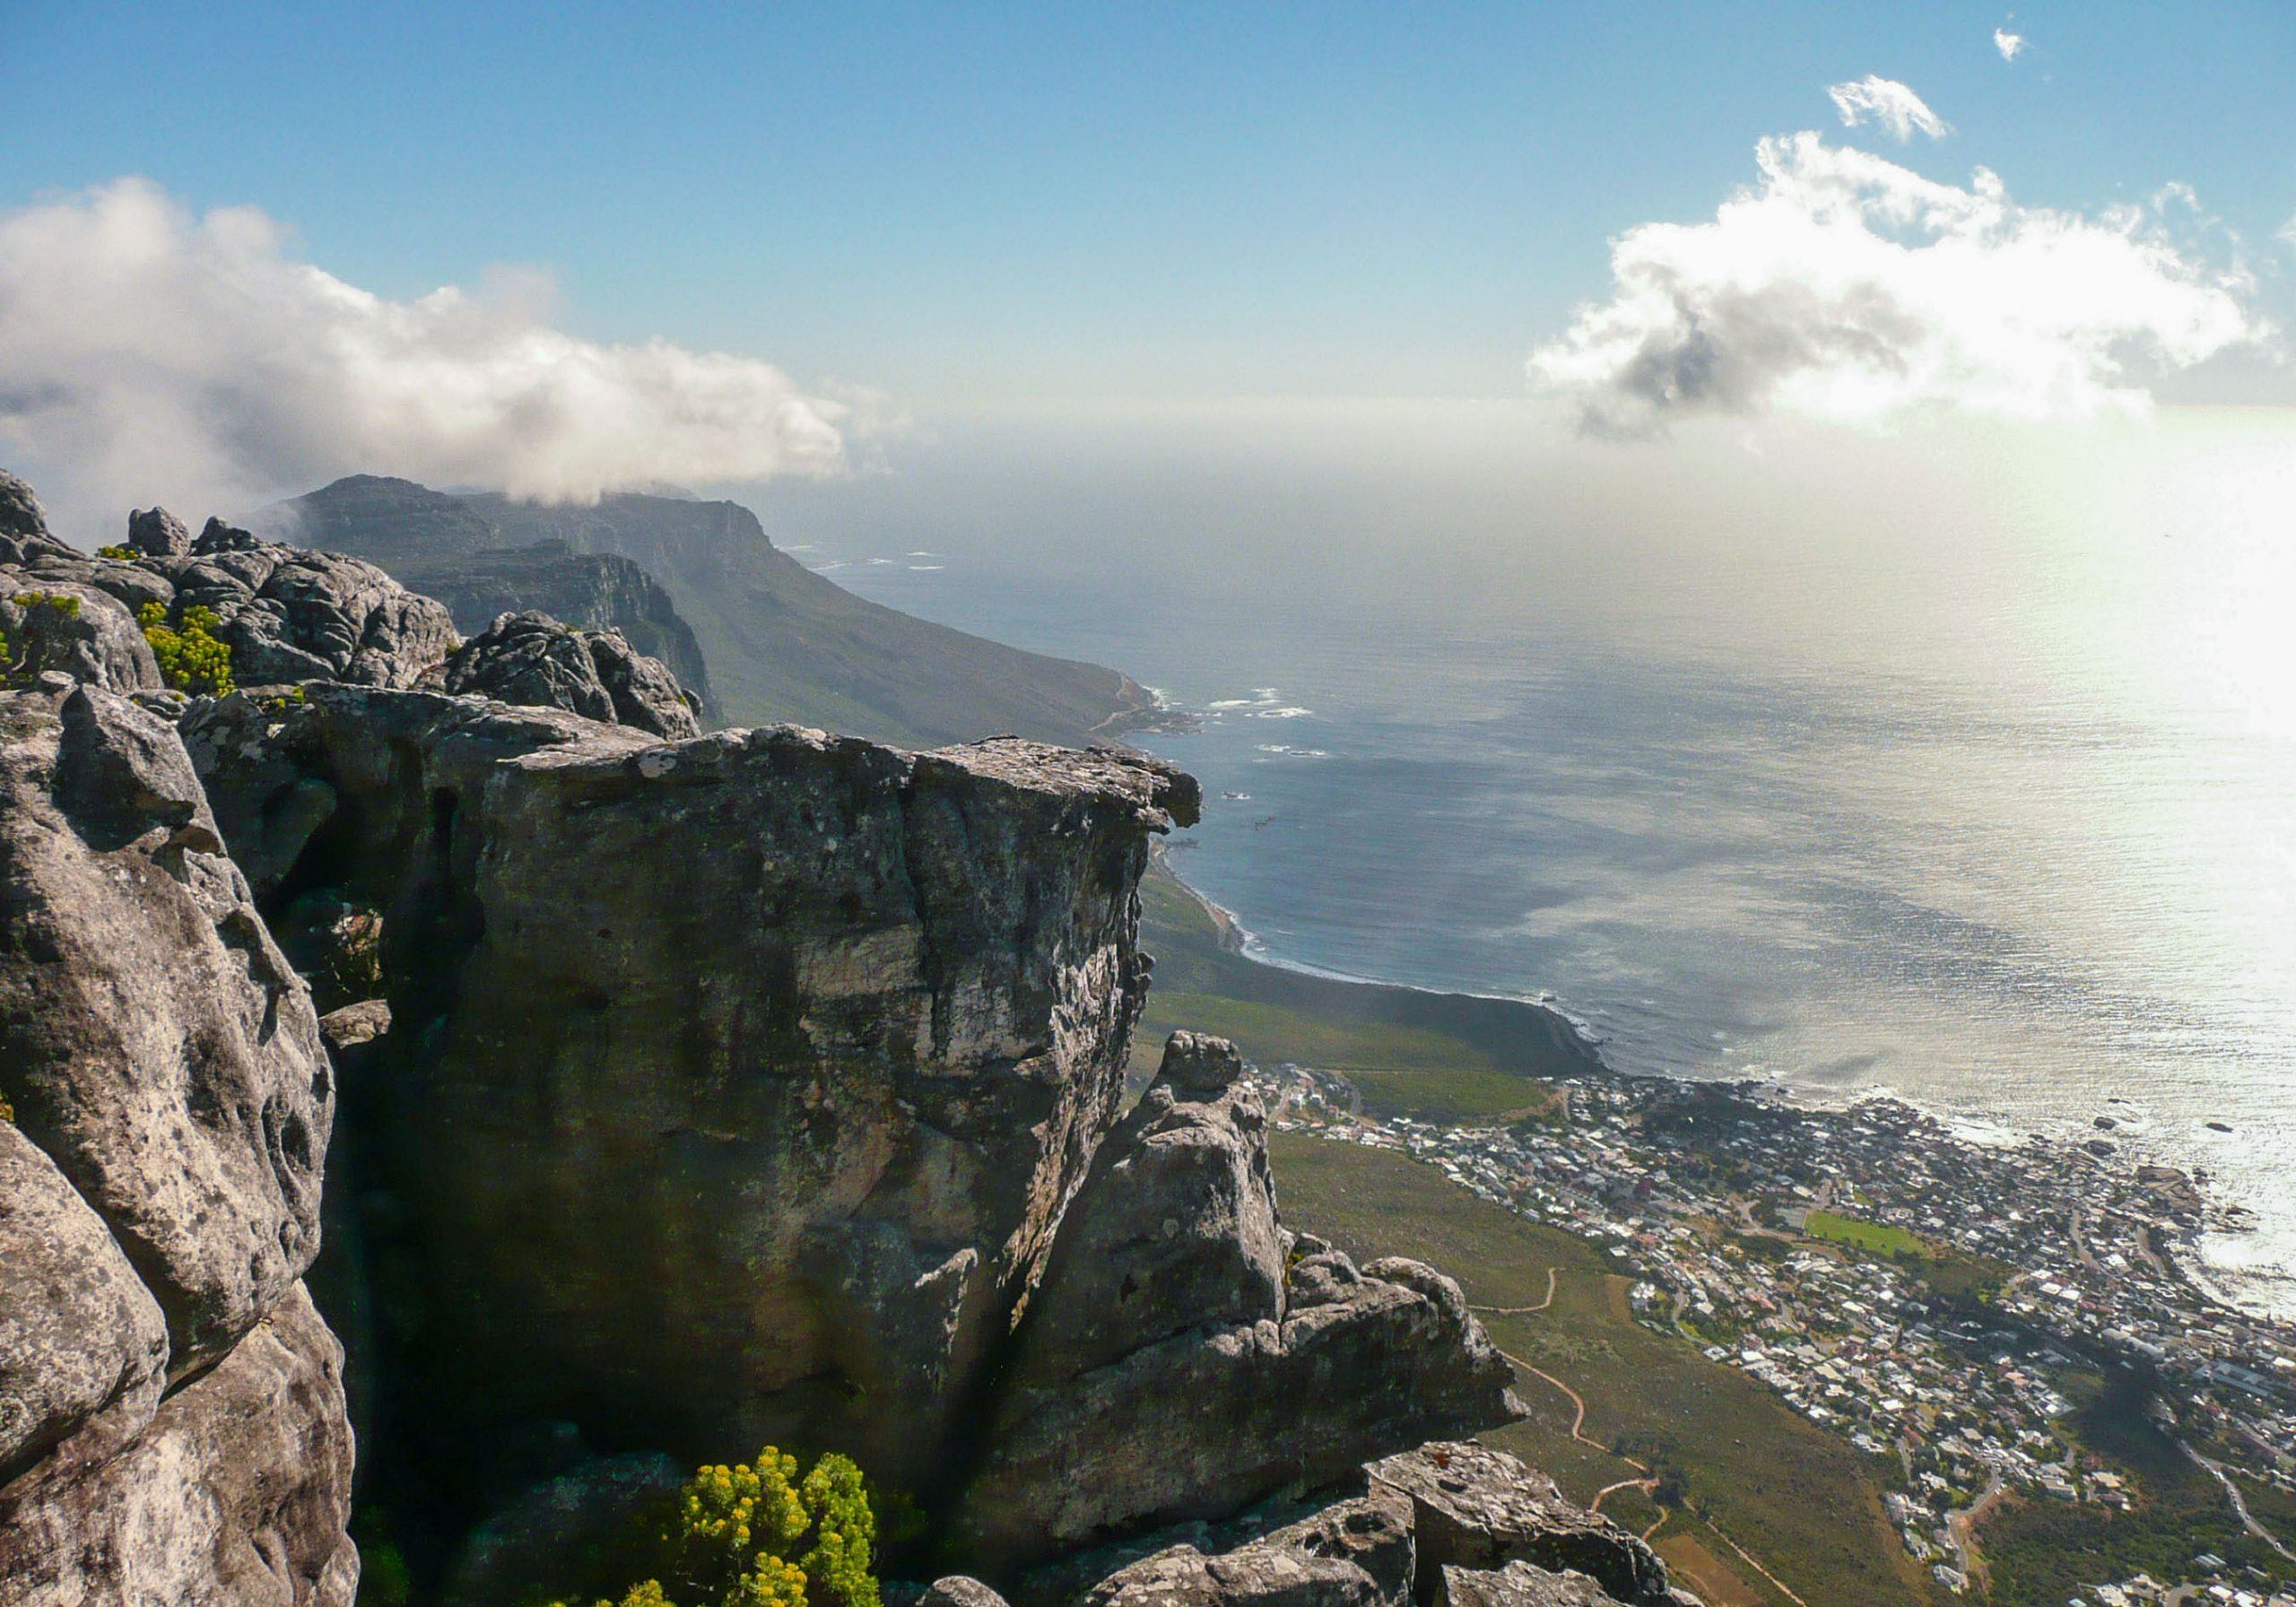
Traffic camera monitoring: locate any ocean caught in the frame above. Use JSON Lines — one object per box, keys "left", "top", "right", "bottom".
{"left": 776, "top": 405, "right": 2296, "bottom": 1317}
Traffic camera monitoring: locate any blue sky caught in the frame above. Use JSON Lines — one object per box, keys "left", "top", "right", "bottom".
{"left": 7, "top": 0, "right": 2292, "bottom": 408}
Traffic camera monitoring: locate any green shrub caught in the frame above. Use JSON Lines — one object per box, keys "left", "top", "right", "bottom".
{"left": 3, "top": 593, "right": 86, "bottom": 688}
{"left": 138, "top": 602, "right": 234, "bottom": 696}
{"left": 558, "top": 1447, "right": 883, "bottom": 1607}
{"left": 96, "top": 543, "right": 137, "bottom": 560}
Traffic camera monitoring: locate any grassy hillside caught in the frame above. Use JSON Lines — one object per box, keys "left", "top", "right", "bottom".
{"left": 1135, "top": 858, "right": 1596, "bottom": 1121}
{"left": 1270, "top": 1134, "right": 1954, "bottom": 1607}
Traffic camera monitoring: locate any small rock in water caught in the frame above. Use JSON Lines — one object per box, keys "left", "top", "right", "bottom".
{"left": 2206, "top": 1120, "right": 2233, "bottom": 1134}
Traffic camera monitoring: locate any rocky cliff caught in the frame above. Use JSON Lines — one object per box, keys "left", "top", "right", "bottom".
{"left": 0, "top": 678, "right": 356, "bottom": 1604}
{"left": 0, "top": 466, "right": 1700, "bottom": 1607}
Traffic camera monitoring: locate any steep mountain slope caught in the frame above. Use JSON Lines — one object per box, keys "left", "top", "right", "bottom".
{"left": 271, "top": 475, "right": 1157, "bottom": 747}
{"left": 464, "top": 489, "right": 1158, "bottom": 747}
{"left": 263, "top": 477, "right": 717, "bottom": 717}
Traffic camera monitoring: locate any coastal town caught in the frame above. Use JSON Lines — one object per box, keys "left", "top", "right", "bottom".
{"left": 1251, "top": 1058, "right": 2296, "bottom": 1606}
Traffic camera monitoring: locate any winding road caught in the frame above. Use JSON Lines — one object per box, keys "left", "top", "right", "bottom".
{"left": 1485, "top": 1268, "right": 1811, "bottom": 1607}
{"left": 1470, "top": 1266, "right": 1558, "bottom": 1317}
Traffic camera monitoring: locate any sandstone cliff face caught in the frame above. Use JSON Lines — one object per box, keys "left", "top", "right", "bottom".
{"left": 186, "top": 683, "right": 1203, "bottom": 1516}
{"left": 952, "top": 1036, "right": 1520, "bottom": 1571}
{"left": 0, "top": 680, "right": 355, "bottom": 1603}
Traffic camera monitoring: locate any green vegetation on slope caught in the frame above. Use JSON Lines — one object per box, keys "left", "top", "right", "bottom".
{"left": 1135, "top": 860, "right": 1588, "bottom": 1121}
{"left": 1269, "top": 1133, "right": 1953, "bottom": 1607}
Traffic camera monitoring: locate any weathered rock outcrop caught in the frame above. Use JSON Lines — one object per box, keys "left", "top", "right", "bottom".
{"left": 1083, "top": 1494, "right": 1418, "bottom": 1607}
{"left": 10, "top": 508, "right": 459, "bottom": 690}
{"left": 0, "top": 677, "right": 355, "bottom": 1603}
{"left": 1070, "top": 1466, "right": 1679, "bottom": 1607}
{"left": 0, "top": 1122, "right": 170, "bottom": 1485}
{"left": 1438, "top": 1563, "right": 1632, "bottom": 1607}
{"left": 441, "top": 608, "right": 702, "bottom": 737}
{"left": 1367, "top": 1446, "right": 1677, "bottom": 1607}
{"left": 126, "top": 505, "right": 194, "bottom": 558}
{"left": 0, "top": 572, "right": 161, "bottom": 691}
{"left": 918, "top": 1577, "right": 1015, "bottom": 1607}
{"left": 400, "top": 543, "right": 718, "bottom": 718}
{"left": 185, "top": 684, "right": 1201, "bottom": 1516}
{"left": 952, "top": 1036, "right": 1519, "bottom": 1570}
{"left": 0, "top": 1285, "right": 358, "bottom": 1607}
{"left": 0, "top": 471, "right": 70, "bottom": 565}
{"left": 0, "top": 683, "right": 333, "bottom": 1372}
{"left": 1, "top": 472, "right": 164, "bottom": 689}
{"left": 259, "top": 475, "right": 719, "bottom": 717}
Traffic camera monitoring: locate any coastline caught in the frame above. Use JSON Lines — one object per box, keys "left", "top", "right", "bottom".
{"left": 1150, "top": 842, "right": 1610, "bottom": 1066}
{"left": 1148, "top": 847, "right": 2292, "bottom": 1325}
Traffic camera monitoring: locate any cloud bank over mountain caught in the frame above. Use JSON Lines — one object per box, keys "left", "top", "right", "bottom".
{"left": 0, "top": 178, "right": 848, "bottom": 537}
{"left": 1530, "top": 126, "right": 2269, "bottom": 436}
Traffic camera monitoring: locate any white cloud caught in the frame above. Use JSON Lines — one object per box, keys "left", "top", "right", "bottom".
{"left": 2280, "top": 213, "right": 2296, "bottom": 255}
{"left": 0, "top": 178, "right": 849, "bottom": 539}
{"left": 1827, "top": 76, "right": 1951, "bottom": 142}
{"left": 1994, "top": 27, "right": 2027, "bottom": 63}
{"left": 1529, "top": 132, "right": 2269, "bottom": 435}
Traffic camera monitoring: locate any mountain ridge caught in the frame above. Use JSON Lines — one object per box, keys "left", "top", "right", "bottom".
{"left": 269, "top": 474, "right": 1160, "bottom": 749}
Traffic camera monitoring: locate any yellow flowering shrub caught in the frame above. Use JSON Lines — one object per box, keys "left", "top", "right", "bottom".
{"left": 138, "top": 602, "right": 234, "bottom": 696}
{"left": 553, "top": 1446, "right": 881, "bottom": 1607}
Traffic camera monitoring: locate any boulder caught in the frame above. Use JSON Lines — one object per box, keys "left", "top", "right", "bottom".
{"left": 127, "top": 505, "right": 194, "bottom": 558}
{"left": 439, "top": 1450, "right": 686, "bottom": 1607}
{"left": 1366, "top": 1446, "right": 1674, "bottom": 1607}
{"left": 439, "top": 608, "right": 701, "bottom": 737}
{"left": 919, "top": 1578, "right": 1014, "bottom": 1607}
{"left": 0, "top": 683, "right": 333, "bottom": 1374}
{"left": 0, "top": 1282, "right": 358, "bottom": 1607}
{"left": 0, "top": 470, "right": 75, "bottom": 566}
{"left": 184, "top": 686, "right": 1201, "bottom": 1512}
{"left": 1438, "top": 1563, "right": 1631, "bottom": 1607}
{"left": 0, "top": 572, "right": 162, "bottom": 691}
{"left": 0, "top": 1123, "right": 170, "bottom": 1486}
{"left": 952, "top": 1038, "right": 1519, "bottom": 1569}
{"left": 1083, "top": 1494, "right": 1416, "bottom": 1607}
{"left": 1004, "top": 1030, "right": 1284, "bottom": 1377}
